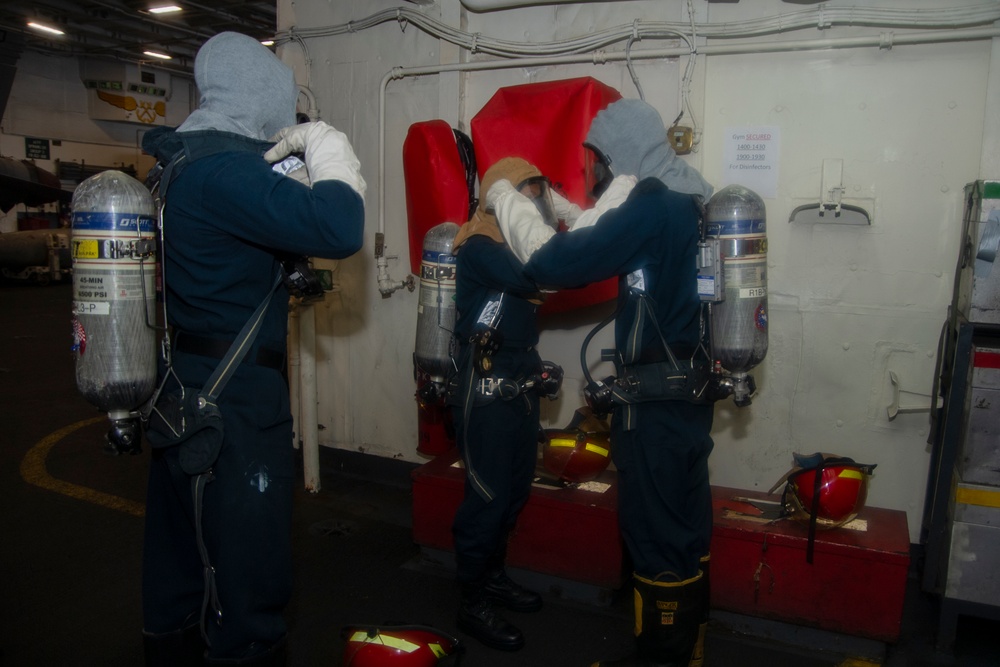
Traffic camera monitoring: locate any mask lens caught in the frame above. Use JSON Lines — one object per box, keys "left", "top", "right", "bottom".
{"left": 517, "top": 176, "right": 559, "bottom": 229}
{"left": 585, "top": 144, "right": 613, "bottom": 199}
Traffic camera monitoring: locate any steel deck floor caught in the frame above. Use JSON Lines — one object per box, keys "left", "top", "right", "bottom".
{"left": 2, "top": 281, "right": 998, "bottom": 666}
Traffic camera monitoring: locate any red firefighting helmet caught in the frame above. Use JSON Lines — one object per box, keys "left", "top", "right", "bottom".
{"left": 542, "top": 407, "right": 611, "bottom": 483}
{"left": 341, "top": 624, "right": 461, "bottom": 666}
{"left": 775, "top": 454, "right": 877, "bottom": 529}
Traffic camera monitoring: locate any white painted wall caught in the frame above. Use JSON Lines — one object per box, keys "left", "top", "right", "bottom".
{"left": 5, "top": 0, "right": 997, "bottom": 542}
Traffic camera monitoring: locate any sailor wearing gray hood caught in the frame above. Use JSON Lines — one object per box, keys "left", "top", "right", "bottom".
{"left": 141, "top": 32, "right": 365, "bottom": 666}
{"left": 520, "top": 99, "right": 715, "bottom": 667}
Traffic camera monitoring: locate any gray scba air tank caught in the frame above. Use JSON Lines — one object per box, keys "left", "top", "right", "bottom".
{"left": 414, "top": 222, "right": 459, "bottom": 456}
{"left": 702, "top": 184, "right": 768, "bottom": 406}
{"left": 414, "top": 222, "right": 459, "bottom": 381}
{"left": 71, "top": 170, "right": 157, "bottom": 455}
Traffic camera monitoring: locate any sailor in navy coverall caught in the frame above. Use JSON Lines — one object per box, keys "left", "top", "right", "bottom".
{"left": 508, "top": 99, "right": 717, "bottom": 666}
{"left": 447, "top": 157, "right": 567, "bottom": 653}
{"left": 140, "top": 32, "right": 365, "bottom": 666}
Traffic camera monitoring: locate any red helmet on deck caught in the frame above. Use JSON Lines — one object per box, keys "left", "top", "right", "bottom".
{"left": 778, "top": 454, "right": 877, "bottom": 529}
{"left": 542, "top": 407, "right": 612, "bottom": 483}
{"left": 341, "top": 624, "right": 461, "bottom": 666}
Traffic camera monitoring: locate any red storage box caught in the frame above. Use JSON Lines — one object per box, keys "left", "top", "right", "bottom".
{"left": 411, "top": 454, "right": 623, "bottom": 588}
{"left": 710, "top": 486, "right": 910, "bottom": 642}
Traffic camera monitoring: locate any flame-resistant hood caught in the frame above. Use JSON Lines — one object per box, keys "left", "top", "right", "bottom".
{"left": 178, "top": 32, "right": 296, "bottom": 140}
{"left": 585, "top": 98, "right": 714, "bottom": 200}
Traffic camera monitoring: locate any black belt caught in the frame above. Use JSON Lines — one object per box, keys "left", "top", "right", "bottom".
{"left": 175, "top": 333, "right": 285, "bottom": 371}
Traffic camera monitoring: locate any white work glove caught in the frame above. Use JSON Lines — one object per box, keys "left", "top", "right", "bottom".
{"left": 484, "top": 178, "right": 512, "bottom": 212}
{"left": 265, "top": 121, "right": 367, "bottom": 199}
{"left": 567, "top": 174, "right": 637, "bottom": 230}
{"left": 487, "top": 179, "right": 556, "bottom": 264}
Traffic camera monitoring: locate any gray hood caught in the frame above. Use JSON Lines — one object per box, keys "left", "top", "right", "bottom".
{"left": 585, "top": 99, "right": 713, "bottom": 200}
{"left": 178, "top": 32, "right": 296, "bottom": 140}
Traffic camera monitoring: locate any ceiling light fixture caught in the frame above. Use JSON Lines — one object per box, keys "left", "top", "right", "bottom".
{"left": 27, "top": 21, "right": 65, "bottom": 36}
{"left": 260, "top": 40, "right": 275, "bottom": 46}
{"left": 148, "top": 5, "right": 183, "bottom": 14}
{"left": 143, "top": 50, "right": 173, "bottom": 60}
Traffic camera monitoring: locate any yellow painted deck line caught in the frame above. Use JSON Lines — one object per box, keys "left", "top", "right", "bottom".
{"left": 20, "top": 417, "right": 146, "bottom": 518}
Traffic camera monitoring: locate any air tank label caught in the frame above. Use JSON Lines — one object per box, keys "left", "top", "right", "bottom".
{"left": 73, "top": 239, "right": 100, "bottom": 259}
{"left": 72, "top": 211, "right": 155, "bottom": 232}
{"left": 74, "top": 301, "right": 111, "bottom": 315}
{"left": 74, "top": 268, "right": 150, "bottom": 301}
{"left": 740, "top": 286, "right": 767, "bottom": 299}
{"left": 72, "top": 237, "right": 154, "bottom": 260}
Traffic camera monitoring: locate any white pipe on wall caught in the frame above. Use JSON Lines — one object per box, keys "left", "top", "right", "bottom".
{"left": 299, "top": 303, "right": 320, "bottom": 492}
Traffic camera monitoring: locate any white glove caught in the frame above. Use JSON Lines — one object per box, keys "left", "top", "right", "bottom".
{"left": 567, "top": 174, "right": 638, "bottom": 231}
{"left": 550, "top": 188, "right": 583, "bottom": 225}
{"left": 487, "top": 178, "right": 556, "bottom": 264}
{"left": 265, "top": 121, "right": 366, "bottom": 199}
{"left": 484, "top": 178, "right": 513, "bottom": 212}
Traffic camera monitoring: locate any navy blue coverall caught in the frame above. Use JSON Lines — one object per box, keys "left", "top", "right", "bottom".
{"left": 524, "top": 178, "right": 714, "bottom": 581}
{"left": 450, "top": 234, "right": 544, "bottom": 584}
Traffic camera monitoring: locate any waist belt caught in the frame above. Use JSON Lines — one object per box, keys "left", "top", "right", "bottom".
{"left": 175, "top": 333, "right": 285, "bottom": 371}
{"left": 614, "top": 360, "right": 711, "bottom": 404}
{"left": 476, "top": 375, "right": 531, "bottom": 401}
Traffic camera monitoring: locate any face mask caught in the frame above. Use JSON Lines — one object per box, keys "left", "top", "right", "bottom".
{"left": 516, "top": 175, "right": 559, "bottom": 229}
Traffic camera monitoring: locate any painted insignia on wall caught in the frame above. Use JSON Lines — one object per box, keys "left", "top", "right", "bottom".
{"left": 96, "top": 90, "right": 166, "bottom": 124}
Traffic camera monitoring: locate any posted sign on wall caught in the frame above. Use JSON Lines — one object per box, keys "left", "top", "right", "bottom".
{"left": 25, "top": 137, "right": 50, "bottom": 160}
{"left": 721, "top": 127, "right": 780, "bottom": 198}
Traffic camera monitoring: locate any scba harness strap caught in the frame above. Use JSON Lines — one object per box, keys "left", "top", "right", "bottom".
{"left": 582, "top": 278, "right": 720, "bottom": 428}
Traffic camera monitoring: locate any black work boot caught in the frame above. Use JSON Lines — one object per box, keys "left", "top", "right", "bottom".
{"left": 590, "top": 571, "right": 706, "bottom": 667}
{"left": 483, "top": 568, "right": 543, "bottom": 612}
{"left": 457, "top": 582, "right": 524, "bottom": 651}
{"left": 143, "top": 622, "right": 205, "bottom": 666}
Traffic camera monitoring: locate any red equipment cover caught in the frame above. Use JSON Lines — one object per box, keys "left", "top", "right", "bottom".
{"left": 471, "top": 77, "right": 622, "bottom": 314}
{"left": 402, "top": 120, "right": 471, "bottom": 275}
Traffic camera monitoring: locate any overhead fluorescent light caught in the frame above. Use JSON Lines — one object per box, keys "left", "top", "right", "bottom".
{"left": 148, "top": 5, "right": 183, "bottom": 14}
{"left": 260, "top": 40, "right": 275, "bottom": 46}
{"left": 143, "top": 50, "right": 173, "bottom": 60}
{"left": 27, "top": 22, "right": 65, "bottom": 36}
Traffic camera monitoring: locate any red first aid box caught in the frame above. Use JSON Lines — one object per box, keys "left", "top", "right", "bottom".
{"left": 410, "top": 454, "right": 624, "bottom": 589}
{"left": 710, "top": 486, "right": 911, "bottom": 642}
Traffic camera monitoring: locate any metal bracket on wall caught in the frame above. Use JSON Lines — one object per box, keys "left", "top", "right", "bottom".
{"left": 789, "top": 158, "right": 871, "bottom": 225}
{"left": 887, "top": 370, "right": 942, "bottom": 421}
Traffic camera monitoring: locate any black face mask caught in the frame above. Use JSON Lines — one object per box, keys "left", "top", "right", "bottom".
{"left": 584, "top": 143, "right": 613, "bottom": 199}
